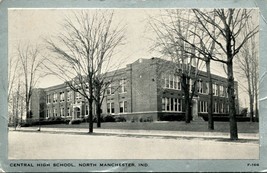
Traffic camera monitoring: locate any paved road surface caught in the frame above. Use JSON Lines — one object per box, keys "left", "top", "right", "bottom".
{"left": 8, "top": 131, "right": 259, "bottom": 159}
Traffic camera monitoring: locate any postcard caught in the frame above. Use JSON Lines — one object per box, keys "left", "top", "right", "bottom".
{"left": 1, "top": 0, "right": 267, "bottom": 172}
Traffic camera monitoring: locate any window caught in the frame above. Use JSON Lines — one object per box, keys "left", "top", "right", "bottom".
{"left": 166, "top": 76, "right": 169, "bottom": 88}
{"left": 174, "top": 98, "right": 178, "bottom": 111}
{"left": 162, "top": 98, "right": 165, "bottom": 111}
{"left": 46, "top": 110, "right": 49, "bottom": 118}
{"left": 213, "top": 84, "right": 218, "bottom": 96}
{"left": 107, "top": 103, "right": 110, "bottom": 113}
{"left": 107, "top": 102, "right": 115, "bottom": 114}
{"left": 75, "top": 91, "right": 82, "bottom": 103}
{"left": 60, "top": 107, "right": 65, "bottom": 117}
{"left": 213, "top": 101, "right": 219, "bottom": 113}
{"left": 198, "top": 80, "right": 203, "bottom": 93}
{"left": 53, "top": 93, "right": 57, "bottom": 103}
{"left": 162, "top": 97, "right": 182, "bottom": 112}
{"left": 119, "top": 101, "right": 127, "bottom": 113}
{"left": 220, "top": 102, "right": 224, "bottom": 113}
{"left": 46, "top": 94, "right": 51, "bottom": 104}
{"left": 60, "top": 92, "right": 65, "bottom": 102}
{"left": 107, "top": 83, "right": 114, "bottom": 95}
{"left": 205, "top": 82, "right": 209, "bottom": 94}
{"left": 178, "top": 99, "right": 182, "bottom": 112}
{"left": 67, "top": 90, "right": 71, "bottom": 102}
{"left": 169, "top": 75, "right": 174, "bottom": 89}
{"left": 174, "top": 76, "right": 177, "bottom": 89}
{"left": 199, "top": 101, "right": 208, "bottom": 113}
{"left": 119, "top": 79, "right": 127, "bottom": 93}
{"left": 53, "top": 108, "right": 57, "bottom": 117}
{"left": 219, "top": 86, "right": 225, "bottom": 97}
{"left": 226, "top": 104, "right": 229, "bottom": 113}
{"left": 111, "top": 103, "right": 115, "bottom": 113}
{"left": 170, "top": 98, "right": 174, "bottom": 111}
{"left": 162, "top": 74, "right": 181, "bottom": 90}
{"left": 124, "top": 101, "right": 127, "bottom": 113}
{"left": 205, "top": 101, "right": 208, "bottom": 112}
{"left": 67, "top": 107, "right": 70, "bottom": 117}
{"left": 75, "top": 107, "right": 81, "bottom": 118}
{"left": 177, "top": 76, "right": 181, "bottom": 90}
{"left": 166, "top": 98, "right": 170, "bottom": 111}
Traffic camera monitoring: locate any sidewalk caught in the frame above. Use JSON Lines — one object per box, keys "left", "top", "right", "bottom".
{"left": 9, "top": 126, "right": 259, "bottom": 140}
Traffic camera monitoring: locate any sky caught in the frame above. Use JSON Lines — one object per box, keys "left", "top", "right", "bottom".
{"left": 8, "top": 8, "right": 259, "bottom": 108}
{"left": 8, "top": 9, "right": 162, "bottom": 87}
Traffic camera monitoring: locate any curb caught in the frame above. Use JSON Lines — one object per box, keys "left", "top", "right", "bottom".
{"left": 9, "top": 127, "right": 259, "bottom": 140}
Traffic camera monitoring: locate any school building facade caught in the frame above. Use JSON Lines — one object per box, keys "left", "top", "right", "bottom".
{"left": 30, "top": 58, "right": 239, "bottom": 122}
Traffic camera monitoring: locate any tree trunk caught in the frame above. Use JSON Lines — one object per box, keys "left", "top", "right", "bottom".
{"left": 88, "top": 97, "right": 93, "bottom": 133}
{"left": 88, "top": 76, "right": 94, "bottom": 133}
{"left": 255, "top": 89, "right": 259, "bottom": 121}
{"left": 15, "top": 93, "right": 19, "bottom": 130}
{"left": 246, "top": 65, "right": 254, "bottom": 122}
{"left": 206, "top": 60, "right": 214, "bottom": 130}
{"left": 25, "top": 88, "right": 31, "bottom": 122}
{"left": 182, "top": 74, "right": 191, "bottom": 123}
{"left": 249, "top": 93, "right": 254, "bottom": 122}
{"left": 20, "top": 98, "right": 23, "bottom": 123}
{"left": 96, "top": 102, "right": 101, "bottom": 128}
{"left": 227, "top": 60, "right": 238, "bottom": 140}
{"left": 184, "top": 95, "right": 190, "bottom": 123}
{"left": 94, "top": 81, "right": 102, "bottom": 128}
{"left": 26, "top": 102, "right": 29, "bottom": 116}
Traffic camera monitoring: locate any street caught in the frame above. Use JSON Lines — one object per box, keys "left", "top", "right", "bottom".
{"left": 8, "top": 131, "right": 259, "bottom": 159}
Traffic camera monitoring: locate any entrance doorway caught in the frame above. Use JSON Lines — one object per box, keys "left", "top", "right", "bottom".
{"left": 74, "top": 107, "right": 80, "bottom": 118}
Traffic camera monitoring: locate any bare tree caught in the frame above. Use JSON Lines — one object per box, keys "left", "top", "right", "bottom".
{"left": 164, "top": 9, "right": 219, "bottom": 130}
{"left": 193, "top": 9, "right": 259, "bottom": 140}
{"left": 94, "top": 68, "right": 122, "bottom": 128}
{"left": 10, "top": 81, "right": 21, "bottom": 130}
{"left": 17, "top": 42, "right": 44, "bottom": 122}
{"left": 252, "top": 52, "right": 259, "bottom": 120}
{"left": 45, "top": 10, "right": 125, "bottom": 133}
{"left": 236, "top": 26, "right": 259, "bottom": 122}
{"left": 149, "top": 10, "right": 203, "bottom": 123}
{"left": 8, "top": 55, "right": 20, "bottom": 125}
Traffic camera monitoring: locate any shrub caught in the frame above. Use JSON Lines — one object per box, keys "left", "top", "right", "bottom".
{"left": 114, "top": 116, "right": 126, "bottom": 122}
{"left": 103, "top": 115, "right": 115, "bottom": 122}
{"left": 55, "top": 117, "right": 64, "bottom": 121}
{"left": 144, "top": 116, "right": 153, "bottom": 122}
{"left": 47, "top": 117, "right": 56, "bottom": 121}
{"left": 137, "top": 116, "right": 153, "bottom": 122}
{"left": 92, "top": 116, "right": 104, "bottom": 123}
{"left": 159, "top": 114, "right": 184, "bottom": 121}
{"left": 64, "top": 119, "right": 71, "bottom": 124}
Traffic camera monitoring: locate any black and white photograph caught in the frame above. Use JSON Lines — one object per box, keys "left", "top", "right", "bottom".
{"left": 1, "top": 1, "right": 267, "bottom": 172}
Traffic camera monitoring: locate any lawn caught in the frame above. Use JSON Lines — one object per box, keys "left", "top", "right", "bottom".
{"left": 40, "top": 121, "right": 259, "bottom": 133}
